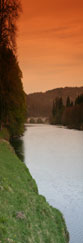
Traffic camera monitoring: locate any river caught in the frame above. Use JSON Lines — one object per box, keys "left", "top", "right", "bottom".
{"left": 19, "top": 124, "right": 83, "bottom": 243}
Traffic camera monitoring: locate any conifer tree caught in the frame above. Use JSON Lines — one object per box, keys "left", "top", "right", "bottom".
{"left": 0, "top": 0, "right": 21, "bottom": 52}
{"left": 0, "top": 1, "right": 27, "bottom": 135}
{"left": 66, "top": 96, "right": 70, "bottom": 107}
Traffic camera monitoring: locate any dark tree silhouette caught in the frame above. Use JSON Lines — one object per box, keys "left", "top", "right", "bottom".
{"left": 0, "top": 1, "right": 27, "bottom": 135}
{"left": 52, "top": 97, "right": 64, "bottom": 124}
{"left": 51, "top": 94, "right": 83, "bottom": 130}
{"left": 75, "top": 94, "right": 83, "bottom": 105}
{"left": 66, "top": 96, "right": 71, "bottom": 107}
{"left": 66, "top": 96, "right": 73, "bottom": 107}
{"left": 0, "top": 0, "right": 21, "bottom": 52}
{"left": 0, "top": 47, "right": 26, "bottom": 135}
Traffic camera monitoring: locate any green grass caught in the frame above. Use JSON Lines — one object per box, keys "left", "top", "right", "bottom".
{"left": 0, "top": 140, "right": 69, "bottom": 243}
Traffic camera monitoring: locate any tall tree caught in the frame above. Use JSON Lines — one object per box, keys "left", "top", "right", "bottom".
{"left": 0, "top": 47, "right": 27, "bottom": 135}
{"left": 66, "top": 96, "right": 71, "bottom": 107}
{"left": 0, "top": 1, "right": 27, "bottom": 135}
{"left": 52, "top": 97, "right": 64, "bottom": 124}
{"left": 0, "top": 0, "right": 21, "bottom": 52}
{"left": 75, "top": 94, "right": 83, "bottom": 105}
{"left": 66, "top": 96, "right": 73, "bottom": 107}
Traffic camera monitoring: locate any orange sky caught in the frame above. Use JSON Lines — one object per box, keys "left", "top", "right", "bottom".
{"left": 17, "top": 0, "right": 83, "bottom": 94}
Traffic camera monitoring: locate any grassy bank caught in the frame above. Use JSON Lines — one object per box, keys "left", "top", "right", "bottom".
{"left": 0, "top": 128, "right": 10, "bottom": 141}
{"left": 0, "top": 133, "right": 69, "bottom": 242}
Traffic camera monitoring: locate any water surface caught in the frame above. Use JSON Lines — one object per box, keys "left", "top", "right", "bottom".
{"left": 23, "top": 124, "right": 83, "bottom": 243}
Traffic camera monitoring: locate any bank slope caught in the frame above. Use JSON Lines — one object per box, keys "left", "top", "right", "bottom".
{"left": 0, "top": 140, "right": 69, "bottom": 243}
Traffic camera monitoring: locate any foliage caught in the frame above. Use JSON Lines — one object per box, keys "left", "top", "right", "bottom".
{"left": 0, "top": 0, "right": 26, "bottom": 136}
{"left": 37, "top": 118, "right": 43, "bottom": 124}
{"left": 66, "top": 96, "right": 70, "bottom": 107}
{"left": 0, "top": 47, "right": 27, "bottom": 136}
{"left": 62, "top": 103, "right": 83, "bottom": 130}
{"left": 51, "top": 94, "right": 83, "bottom": 130}
{"left": 0, "top": 0, "right": 21, "bottom": 52}
{"left": 0, "top": 140, "right": 69, "bottom": 242}
{"left": 30, "top": 118, "right": 35, "bottom": 124}
{"left": 75, "top": 94, "right": 83, "bottom": 105}
{"left": 0, "top": 127, "right": 10, "bottom": 140}
{"left": 10, "top": 136, "right": 24, "bottom": 162}
{"left": 66, "top": 96, "right": 73, "bottom": 107}
{"left": 52, "top": 97, "right": 64, "bottom": 124}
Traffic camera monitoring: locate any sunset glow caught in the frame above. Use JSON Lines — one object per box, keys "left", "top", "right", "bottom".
{"left": 17, "top": 0, "right": 83, "bottom": 93}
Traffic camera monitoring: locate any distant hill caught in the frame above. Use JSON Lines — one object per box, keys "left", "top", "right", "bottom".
{"left": 26, "top": 87, "right": 83, "bottom": 117}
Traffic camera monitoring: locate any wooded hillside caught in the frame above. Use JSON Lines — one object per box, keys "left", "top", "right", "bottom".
{"left": 26, "top": 87, "right": 83, "bottom": 117}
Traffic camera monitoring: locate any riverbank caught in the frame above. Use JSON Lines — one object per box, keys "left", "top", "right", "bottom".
{"left": 0, "top": 131, "right": 69, "bottom": 243}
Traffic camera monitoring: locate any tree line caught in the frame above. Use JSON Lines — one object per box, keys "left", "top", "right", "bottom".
{"left": 0, "top": 0, "right": 27, "bottom": 136}
{"left": 51, "top": 94, "right": 83, "bottom": 130}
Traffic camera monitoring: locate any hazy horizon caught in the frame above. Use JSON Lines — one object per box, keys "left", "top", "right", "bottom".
{"left": 25, "top": 85, "right": 83, "bottom": 95}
